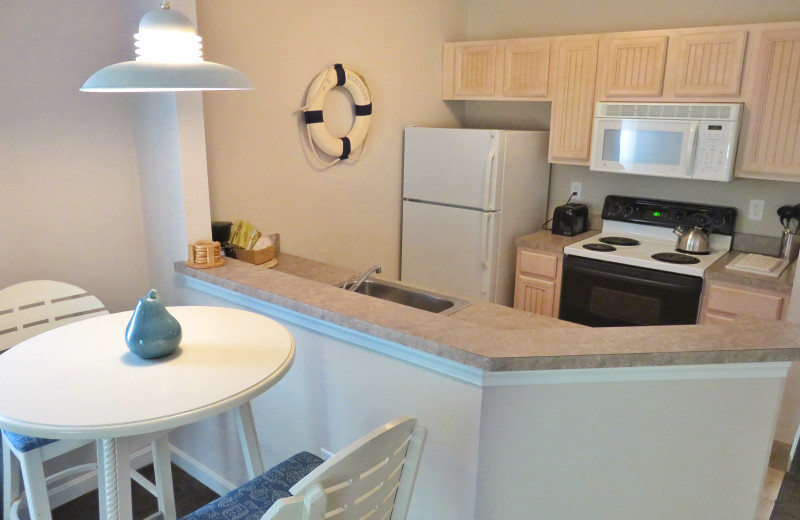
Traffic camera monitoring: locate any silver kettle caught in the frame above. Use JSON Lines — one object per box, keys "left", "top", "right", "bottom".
{"left": 673, "top": 226, "right": 710, "bottom": 254}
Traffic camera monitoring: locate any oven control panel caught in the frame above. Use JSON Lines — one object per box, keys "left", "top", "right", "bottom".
{"left": 601, "top": 195, "right": 737, "bottom": 235}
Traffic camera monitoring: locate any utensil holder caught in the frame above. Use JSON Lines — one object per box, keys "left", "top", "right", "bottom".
{"left": 780, "top": 232, "right": 800, "bottom": 262}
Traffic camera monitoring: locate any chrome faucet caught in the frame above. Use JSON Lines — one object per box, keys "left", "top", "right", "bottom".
{"left": 348, "top": 265, "right": 382, "bottom": 292}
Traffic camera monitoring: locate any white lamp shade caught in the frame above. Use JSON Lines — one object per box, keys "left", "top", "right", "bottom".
{"left": 81, "top": 5, "right": 253, "bottom": 92}
{"left": 81, "top": 61, "right": 253, "bottom": 92}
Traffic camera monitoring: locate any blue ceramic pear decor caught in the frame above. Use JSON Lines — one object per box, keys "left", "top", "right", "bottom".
{"left": 125, "top": 289, "right": 182, "bottom": 359}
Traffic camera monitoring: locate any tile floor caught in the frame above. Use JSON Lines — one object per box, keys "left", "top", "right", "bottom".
{"left": 757, "top": 467, "right": 785, "bottom": 520}
{"left": 45, "top": 457, "right": 800, "bottom": 519}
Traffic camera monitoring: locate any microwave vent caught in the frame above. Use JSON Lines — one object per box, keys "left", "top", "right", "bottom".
{"left": 596, "top": 103, "right": 741, "bottom": 121}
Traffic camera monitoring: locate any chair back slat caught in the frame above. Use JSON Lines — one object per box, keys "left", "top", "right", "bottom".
{"left": 324, "top": 439, "right": 408, "bottom": 517}
{"left": 0, "top": 280, "right": 108, "bottom": 352}
{"left": 290, "top": 416, "right": 427, "bottom": 520}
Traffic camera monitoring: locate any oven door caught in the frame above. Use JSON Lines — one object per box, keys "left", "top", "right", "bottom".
{"left": 558, "top": 256, "right": 703, "bottom": 327}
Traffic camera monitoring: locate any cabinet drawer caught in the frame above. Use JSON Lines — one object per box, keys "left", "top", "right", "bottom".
{"left": 518, "top": 250, "right": 559, "bottom": 278}
{"left": 705, "top": 284, "right": 785, "bottom": 320}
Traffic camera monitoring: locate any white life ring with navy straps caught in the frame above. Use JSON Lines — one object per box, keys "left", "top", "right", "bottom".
{"left": 302, "top": 64, "right": 372, "bottom": 166}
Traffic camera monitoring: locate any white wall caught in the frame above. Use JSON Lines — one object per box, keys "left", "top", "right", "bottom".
{"left": 476, "top": 373, "right": 785, "bottom": 519}
{"left": 0, "top": 1, "right": 149, "bottom": 311}
{"left": 196, "top": 0, "right": 469, "bottom": 280}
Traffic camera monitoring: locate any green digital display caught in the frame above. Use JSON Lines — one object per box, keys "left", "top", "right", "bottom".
{"left": 652, "top": 211, "right": 662, "bottom": 217}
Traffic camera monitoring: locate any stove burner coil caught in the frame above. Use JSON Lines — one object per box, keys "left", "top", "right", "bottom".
{"left": 582, "top": 243, "right": 616, "bottom": 252}
{"left": 651, "top": 252, "right": 701, "bottom": 264}
{"left": 599, "top": 236, "right": 641, "bottom": 246}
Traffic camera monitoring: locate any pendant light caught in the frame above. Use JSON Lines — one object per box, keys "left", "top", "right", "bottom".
{"left": 81, "top": 1, "right": 252, "bottom": 92}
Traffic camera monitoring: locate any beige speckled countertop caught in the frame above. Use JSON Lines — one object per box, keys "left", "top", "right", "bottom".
{"left": 516, "top": 229, "right": 599, "bottom": 253}
{"left": 705, "top": 251, "right": 796, "bottom": 293}
{"left": 175, "top": 250, "right": 800, "bottom": 372}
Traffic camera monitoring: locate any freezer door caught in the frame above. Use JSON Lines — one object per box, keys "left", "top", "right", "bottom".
{"left": 401, "top": 200, "right": 500, "bottom": 302}
{"left": 403, "top": 127, "right": 500, "bottom": 210}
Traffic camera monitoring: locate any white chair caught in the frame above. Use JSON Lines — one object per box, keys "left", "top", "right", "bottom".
{"left": 181, "top": 416, "right": 427, "bottom": 520}
{"left": 0, "top": 280, "right": 175, "bottom": 520}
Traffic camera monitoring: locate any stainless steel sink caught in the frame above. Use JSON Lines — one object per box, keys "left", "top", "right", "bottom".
{"left": 338, "top": 278, "right": 471, "bottom": 315}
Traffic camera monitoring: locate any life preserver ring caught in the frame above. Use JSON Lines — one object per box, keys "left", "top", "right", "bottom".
{"left": 302, "top": 64, "right": 372, "bottom": 164}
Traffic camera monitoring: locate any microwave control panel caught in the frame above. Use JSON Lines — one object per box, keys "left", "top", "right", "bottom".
{"left": 691, "top": 121, "right": 739, "bottom": 181}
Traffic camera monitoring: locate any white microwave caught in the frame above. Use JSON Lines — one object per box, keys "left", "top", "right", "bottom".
{"left": 589, "top": 102, "right": 742, "bottom": 182}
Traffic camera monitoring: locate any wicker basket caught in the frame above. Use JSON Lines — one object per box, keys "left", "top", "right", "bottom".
{"left": 234, "top": 245, "right": 275, "bottom": 265}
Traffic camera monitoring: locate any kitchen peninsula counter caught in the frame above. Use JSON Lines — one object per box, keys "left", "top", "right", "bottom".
{"left": 176, "top": 253, "right": 798, "bottom": 520}
{"left": 175, "top": 253, "right": 800, "bottom": 371}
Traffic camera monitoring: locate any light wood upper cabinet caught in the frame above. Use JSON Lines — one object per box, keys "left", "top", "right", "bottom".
{"left": 443, "top": 38, "right": 551, "bottom": 100}
{"left": 549, "top": 35, "right": 600, "bottom": 165}
{"left": 443, "top": 21, "right": 800, "bottom": 177}
{"left": 600, "top": 35, "right": 668, "bottom": 98}
{"left": 446, "top": 42, "right": 498, "bottom": 98}
{"left": 596, "top": 27, "right": 749, "bottom": 101}
{"left": 672, "top": 27, "right": 748, "bottom": 97}
{"left": 503, "top": 39, "right": 551, "bottom": 97}
{"left": 739, "top": 22, "right": 800, "bottom": 180}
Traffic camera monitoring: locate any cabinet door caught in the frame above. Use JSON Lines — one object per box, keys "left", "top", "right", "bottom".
{"left": 503, "top": 39, "right": 550, "bottom": 98}
{"left": 515, "top": 275, "right": 558, "bottom": 316}
{"left": 600, "top": 34, "right": 668, "bottom": 98}
{"left": 444, "top": 42, "right": 499, "bottom": 98}
{"left": 549, "top": 36, "right": 600, "bottom": 165}
{"left": 672, "top": 28, "right": 748, "bottom": 97}
{"left": 740, "top": 23, "right": 800, "bottom": 179}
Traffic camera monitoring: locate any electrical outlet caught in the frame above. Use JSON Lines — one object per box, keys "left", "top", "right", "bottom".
{"left": 748, "top": 199, "right": 765, "bottom": 221}
{"left": 570, "top": 182, "right": 582, "bottom": 201}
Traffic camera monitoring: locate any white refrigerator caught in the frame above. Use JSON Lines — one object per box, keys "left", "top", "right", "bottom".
{"left": 401, "top": 127, "right": 551, "bottom": 306}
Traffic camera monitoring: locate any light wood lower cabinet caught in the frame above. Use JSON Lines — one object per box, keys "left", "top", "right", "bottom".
{"left": 514, "top": 248, "right": 562, "bottom": 317}
{"left": 698, "top": 280, "right": 791, "bottom": 324}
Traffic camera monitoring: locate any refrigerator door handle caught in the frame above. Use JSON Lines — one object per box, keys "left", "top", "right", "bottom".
{"left": 482, "top": 145, "right": 497, "bottom": 210}
{"left": 481, "top": 212, "right": 495, "bottom": 295}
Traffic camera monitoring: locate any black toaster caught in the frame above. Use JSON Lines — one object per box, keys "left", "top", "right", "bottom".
{"left": 552, "top": 203, "right": 588, "bottom": 236}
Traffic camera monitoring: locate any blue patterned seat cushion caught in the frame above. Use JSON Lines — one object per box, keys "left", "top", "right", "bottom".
{"left": 180, "top": 451, "right": 324, "bottom": 520}
{"left": 2, "top": 431, "right": 59, "bottom": 453}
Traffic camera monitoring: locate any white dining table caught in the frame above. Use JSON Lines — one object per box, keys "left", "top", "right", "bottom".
{"left": 0, "top": 306, "right": 295, "bottom": 520}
